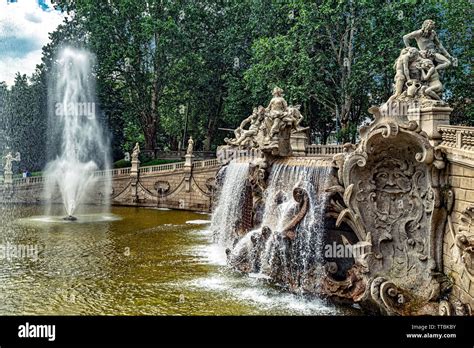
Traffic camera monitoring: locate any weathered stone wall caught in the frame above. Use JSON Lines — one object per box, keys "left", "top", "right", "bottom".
{"left": 439, "top": 125, "right": 474, "bottom": 314}
{"left": 112, "top": 165, "right": 218, "bottom": 211}
{"left": 0, "top": 159, "right": 220, "bottom": 212}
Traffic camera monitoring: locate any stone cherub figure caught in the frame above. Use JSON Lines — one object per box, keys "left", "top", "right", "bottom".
{"left": 403, "top": 19, "right": 457, "bottom": 71}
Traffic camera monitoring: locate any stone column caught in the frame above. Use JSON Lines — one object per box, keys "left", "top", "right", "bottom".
{"left": 130, "top": 157, "right": 140, "bottom": 203}
{"left": 407, "top": 106, "right": 452, "bottom": 146}
{"left": 184, "top": 154, "right": 193, "bottom": 192}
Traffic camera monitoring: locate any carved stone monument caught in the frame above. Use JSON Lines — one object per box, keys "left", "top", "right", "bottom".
{"left": 223, "top": 87, "right": 308, "bottom": 158}
{"left": 130, "top": 142, "right": 140, "bottom": 179}
{"left": 325, "top": 107, "right": 448, "bottom": 314}
{"left": 185, "top": 136, "right": 194, "bottom": 169}
{"left": 321, "top": 20, "right": 460, "bottom": 314}
{"left": 213, "top": 20, "right": 469, "bottom": 316}
{"left": 219, "top": 87, "right": 309, "bottom": 227}
{"left": 385, "top": 19, "right": 456, "bottom": 145}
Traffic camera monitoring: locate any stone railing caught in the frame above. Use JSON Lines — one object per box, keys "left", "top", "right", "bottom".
{"left": 193, "top": 158, "right": 219, "bottom": 169}
{"left": 2, "top": 158, "right": 221, "bottom": 187}
{"left": 306, "top": 144, "right": 344, "bottom": 156}
{"left": 153, "top": 150, "right": 215, "bottom": 160}
{"left": 12, "top": 176, "right": 45, "bottom": 185}
{"left": 439, "top": 125, "right": 474, "bottom": 151}
{"left": 94, "top": 167, "right": 131, "bottom": 178}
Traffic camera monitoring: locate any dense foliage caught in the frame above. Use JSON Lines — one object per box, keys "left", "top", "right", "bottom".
{"left": 0, "top": 0, "right": 472, "bottom": 171}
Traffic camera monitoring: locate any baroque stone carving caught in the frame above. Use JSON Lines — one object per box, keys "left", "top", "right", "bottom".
{"left": 325, "top": 106, "right": 448, "bottom": 314}
{"left": 223, "top": 87, "right": 307, "bottom": 157}
{"left": 454, "top": 205, "right": 474, "bottom": 280}
{"left": 220, "top": 87, "right": 309, "bottom": 230}
{"left": 281, "top": 187, "right": 309, "bottom": 240}
{"left": 225, "top": 186, "right": 311, "bottom": 279}
{"left": 155, "top": 181, "right": 171, "bottom": 195}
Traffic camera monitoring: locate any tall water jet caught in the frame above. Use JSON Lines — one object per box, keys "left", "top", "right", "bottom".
{"left": 43, "top": 47, "right": 111, "bottom": 219}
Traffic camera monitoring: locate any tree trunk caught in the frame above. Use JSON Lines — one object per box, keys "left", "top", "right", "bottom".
{"left": 142, "top": 110, "right": 157, "bottom": 158}
{"left": 204, "top": 93, "right": 224, "bottom": 151}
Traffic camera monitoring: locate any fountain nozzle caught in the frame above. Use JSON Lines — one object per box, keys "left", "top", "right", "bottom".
{"left": 63, "top": 215, "right": 78, "bottom": 221}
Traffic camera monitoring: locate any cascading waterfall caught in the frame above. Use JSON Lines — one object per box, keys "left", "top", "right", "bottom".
{"left": 258, "top": 160, "right": 331, "bottom": 292}
{"left": 43, "top": 47, "right": 111, "bottom": 219}
{"left": 210, "top": 162, "right": 250, "bottom": 246}
{"left": 218, "top": 158, "right": 331, "bottom": 294}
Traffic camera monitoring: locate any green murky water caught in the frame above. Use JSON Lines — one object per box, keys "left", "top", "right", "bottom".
{"left": 0, "top": 205, "right": 347, "bottom": 315}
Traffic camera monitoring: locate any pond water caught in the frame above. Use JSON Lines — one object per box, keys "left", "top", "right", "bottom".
{"left": 0, "top": 205, "right": 353, "bottom": 315}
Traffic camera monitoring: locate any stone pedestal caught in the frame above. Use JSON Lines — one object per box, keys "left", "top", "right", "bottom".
{"left": 276, "top": 127, "right": 292, "bottom": 156}
{"left": 130, "top": 159, "right": 140, "bottom": 203}
{"left": 407, "top": 106, "right": 452, "bottom": 146}
{"left": 290, "top": 130, "right": 308, "bottom": 156}
{"left": 184, "top": 154, "right": 193, "bottom": 170}
{"left": 130, "top": 159, "right": 140, "bottom": 179}
{"left": 184, "top": 154, "right": 193, "bottom": 191}
{"left": 3, "top": 171, "right": 13, "bottom": 185}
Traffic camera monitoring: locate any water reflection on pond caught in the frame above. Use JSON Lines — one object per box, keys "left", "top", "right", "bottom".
{"left": 0, "top": 205, "right": 353, "bottom": 315}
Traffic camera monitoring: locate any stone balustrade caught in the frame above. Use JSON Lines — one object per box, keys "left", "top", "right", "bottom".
{"left": 2, "top": 158, "right": 221, "bottom": 187}
{"left": 438, "top": 125, "right": 474, "bottom": 168}
{"left": 12, "top": 176, "right": 45, "bottom": 185}
{"left": 306, "top": 144, "right": 344, "bottom": 156}
{"left": 439, "top": 125, "right": 474, "bottom": 151}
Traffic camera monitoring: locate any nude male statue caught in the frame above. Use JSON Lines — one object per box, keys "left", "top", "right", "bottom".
{"left": 403, "top": 19, "right": 457, "bottom": 71}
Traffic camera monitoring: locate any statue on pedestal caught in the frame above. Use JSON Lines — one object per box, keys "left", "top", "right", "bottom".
{"left": 223, "top": 87, "right": 306, "bottom": 155}
{"left": 131, "top": 143, "right": 140, "bottom": 162}
{"left": 387, "top": 19, "right": 457, "bottom": 107}
{"left": 186, "top": 136, "right": 194, "bottom": 155}
{"left": 2, "top": 152, "right": 21, "bottom": 184}
{"left": 3, "top": 152, "right": 20, "bottom": 173}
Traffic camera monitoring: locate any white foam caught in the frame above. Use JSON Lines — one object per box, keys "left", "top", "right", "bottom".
{"left": 186, "top": 220, "right": 211, "bottom": 225}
